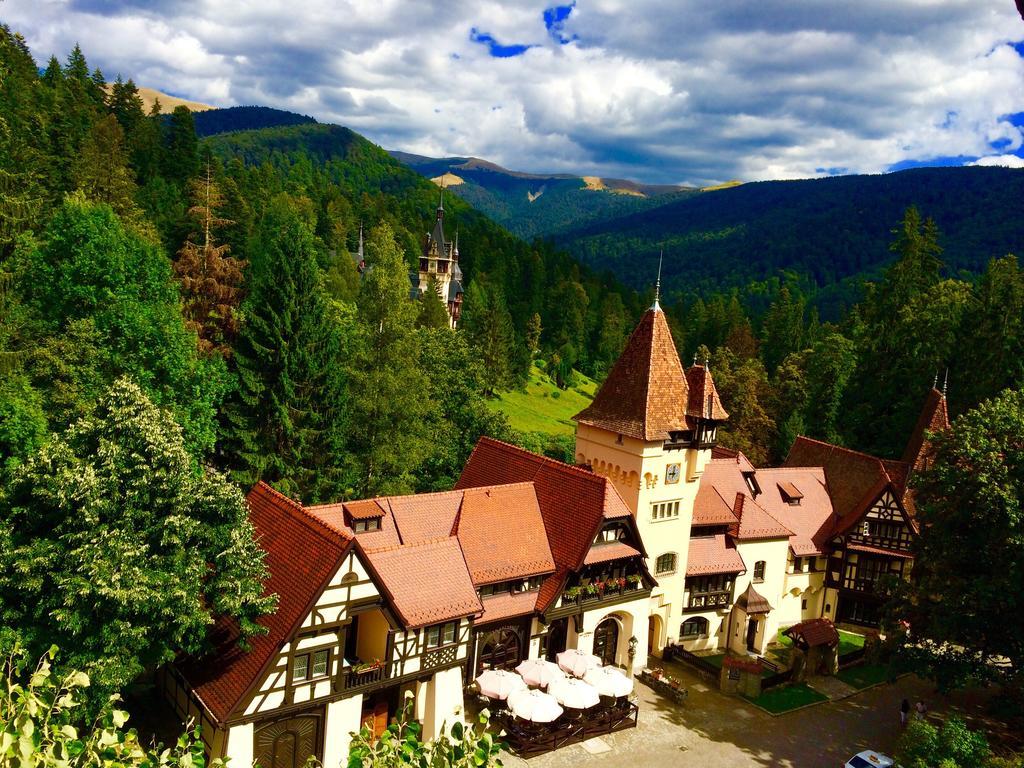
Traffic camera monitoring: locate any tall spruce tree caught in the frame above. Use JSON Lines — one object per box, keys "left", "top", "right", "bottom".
{"left": 461, "top": 278, "right": 515, "bottom": 393}
{"left": 415, "top": 276, "right": 451, "bottom": 329}
{"left": 174, "top": 162, "right": 245, "bottom": 355}
{"left": 224, "top": 195, "right": 348, "bottom": 501}
{"left": 347, "top": 222, "right": 431, "bottom": 496}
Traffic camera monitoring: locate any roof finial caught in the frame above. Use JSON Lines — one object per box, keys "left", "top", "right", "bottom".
{"left": 651, "top": 250, "right": 663, "bottom": 311}
{"left": 942, "top": 368, "right": 949, "bottom": 397}
{"left": 933, "top": 371, "right": 938, "bottom": 390}
{"left": 357, "top": 220, "right": 364, "bottom": 259}
{"left": 693, "top": 352, "right": 698, "bottom": 366}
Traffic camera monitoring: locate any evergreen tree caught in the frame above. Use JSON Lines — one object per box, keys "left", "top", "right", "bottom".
{"left": 461, "top": 278, "right": 514, "bottom": 393}
{"left": 163, "top": 105, "right": 199, "bottom": 184}
{"left": 525, "top": 312, "right": 542, "bottom": 359}
{"left": 347, "top": 222, "right": 431, "bottom": 495}
{"left": 415, "top": 276, "right": 451, "bottom": 329}
{"left": 224, "top": 195, "right": 348, "bottom": 500}
{"left": 174, "top": 162, "right": 246, "bottom": 354}
{"left": 71, "top": 114, "right": 145, "bottom": 228}
{"left": 761, "top": 285, "right": 806, "bottom": 372}
{"left": 709, "top": 346, "right": 776, "bottom": 465}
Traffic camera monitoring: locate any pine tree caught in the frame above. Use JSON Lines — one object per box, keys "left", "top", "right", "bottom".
{"left": 224, "top": 195, "right": 347, "bottom": 500}
{"left": 525, "top": 312, "right": 542, "bottom": 359}
{"left": 348, "top": 222, "right": 432, "bottom": 495}
{"left": 416, "top": 276, "right": 451, "bottom": 329}
{"left": 71, "top": 114, "right": 144, "bottom": 226}
{"left": 461, "top": 279, "right": 514, "bottom": 393}
{"left": 174, "top": 162, "right": 246, "bottom": 355}
{"left": 163, "top": 105, "right": 199, "bottom": 184}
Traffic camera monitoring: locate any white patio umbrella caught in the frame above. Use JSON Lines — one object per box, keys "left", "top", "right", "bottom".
{"left": 548, "top": 677, "right": 601, "bottom": 709}
{"left": 583, "top": 666, "right": 633, "bottom": 698}
{"left": 507, "top": 689, "right": 563, "bottom": 723}
{"left": 515, "top": 658, "right": 567, "bottom": 689}
{"left": 475, "top": 669, "right": 527, "bottom": 700}
{"left": 555, "top": 649, "right": 601, "bottom": 677}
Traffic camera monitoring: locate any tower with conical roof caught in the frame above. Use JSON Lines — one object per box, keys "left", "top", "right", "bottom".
{"left": 573, "top": 276, "right": 729, "bottom": 651}
{"left": 415, "top": 188, "right": 464, "bottom": 327}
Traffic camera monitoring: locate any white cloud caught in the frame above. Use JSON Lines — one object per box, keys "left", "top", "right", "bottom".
{"left": 968, "top": 153, "right": 1024, "bottom": 167}
{"left": 4, "top": 0, "right": 1023, "bottom": 184}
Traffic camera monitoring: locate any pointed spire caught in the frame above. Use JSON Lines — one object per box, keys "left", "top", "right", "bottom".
{"left": 933, "top": 371, "right": 938, "bottom": 390}
{"left": 437, "top": 183, "right": 445, "bottom": 221}
{"left": 942, "top": 368, "right": 949, "bottom": 398}
{"left": 651, "top": 250, "right": 663, "bottom": 312}
{"left": 357, "top": 221, "right": 364, "bottom": 259}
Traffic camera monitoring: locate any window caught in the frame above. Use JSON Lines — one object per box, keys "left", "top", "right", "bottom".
{"left": 354, "top": 518, "right": 381, "bottom": 533}
{"left": 293, "top": 654, "right": 309, "bottom": 681}
{"left": 312, "top": 649, "right": 329, "bottom": 677}
{"left": 686, "top": 574, "right": 734, "bottom": 609}
{"left": 792, "top": 557, "right": 802, "bottom": 573}
{"left": 753, "top": 561, "right": 766, "bottom": 582}
{"left": 651, "top": 500, "right": 680, "bottom": 521}
{"left": 680, "top": 617, "right": 709, "bottom": 638}
{"left": 597, "top": 524, "right": 626, "bottom": 544}
{"left": 426, "top": 621, "right": 458, "bottom": 648}
{"left": 801, "top": 598, "right": 808, "bottom": 610}
{"left": 655, "top": 553, "right": 677, "bottom": 574}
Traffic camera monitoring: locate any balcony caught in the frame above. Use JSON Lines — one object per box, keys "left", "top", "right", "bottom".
{"left": 561, "top": 578, "right": 644, "bottom": 607}
{"left": 684, "top": 591, "right": 731, "bottom": 612}
{"left": 341, "top": 660, "right": 391, "bottom": 692}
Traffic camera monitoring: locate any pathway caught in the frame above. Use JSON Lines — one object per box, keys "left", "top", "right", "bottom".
{"left": 805, "top": 674, "right": 859, "bottom": 701}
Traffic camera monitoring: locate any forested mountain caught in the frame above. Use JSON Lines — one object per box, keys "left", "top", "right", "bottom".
{"left": 553, "top": 166, "right": 1024, "bottom": 318}
{"left": 390, "top": 151, "right": 699, "bottom": 241}
{"left": 192, "top": 105, "right": 317, "bottom": 137}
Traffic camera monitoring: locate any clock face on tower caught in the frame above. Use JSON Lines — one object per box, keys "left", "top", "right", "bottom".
{"left": 665, "top": 463, "right": 681, "bottom": 484}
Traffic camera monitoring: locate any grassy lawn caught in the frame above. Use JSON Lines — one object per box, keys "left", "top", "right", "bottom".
{"left": 835, "top": 663, "right": 890, "bottom": 690}
{"left": 744, "top": 683, "right": 828, "bottom": 714}
{"left": 487, "top": 365, "right": 596, "bottom": 436}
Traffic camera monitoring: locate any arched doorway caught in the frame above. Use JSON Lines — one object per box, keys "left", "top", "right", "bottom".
{"left": 545, "top": 618, "right": 568, "bottom": 662}
{"left": 647, "top": 614, "right": 663, "bottom": 656}
{"left": 475, "top": 626, "right": 524, "bottom": 675}
{"left": 254, "top": 712, "right": 322, "bottom": 768}
{"left": 593, "top": 618, "right": 620, "bottom": 667}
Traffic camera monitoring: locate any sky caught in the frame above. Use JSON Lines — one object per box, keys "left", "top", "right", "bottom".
{"left": 5, "top": 0, "right": 1024, "bottom": 185}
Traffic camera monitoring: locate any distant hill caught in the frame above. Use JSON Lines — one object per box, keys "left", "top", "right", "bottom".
{"left": 388, "top": 151, "right": 701, "bottom": 240}
{"left": 192, "top": 106, "right": 316, "bottom": 137}
{"left": 552, "top": 165, "right": 1024, "bottom": 316}
{"left": 103, "top": 84, "right": 214, "bottom": 114}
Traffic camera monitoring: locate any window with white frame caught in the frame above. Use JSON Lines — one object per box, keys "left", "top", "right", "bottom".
{"left": 753, "top": 560, "right": 766, "bottom": 582}
{"left": 651, "top": 500, "right": 680, "bottom": 521}
{"left": 680, "top": 617, "right": 709, "bottom": 638}
{"left": 425, "top": 621, "right": 458, "bottom": 648}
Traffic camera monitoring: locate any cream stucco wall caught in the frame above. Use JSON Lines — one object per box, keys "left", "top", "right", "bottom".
{"left": 323, "top": 694, "right": 363, "bottom": 768}
{"left": 576, "top": 594, "right": 650, "bottom": 673}
{"left": 575, "top": 422, "right": 712, "bottom": 650}
{"left": 224, "top": 723, "right": 254, "bottom": 768}
{"left": 733, "top": 537, "right": 791, "bottom": 653}
{"left": 422, "top": 666, "right": 465, "bottom": 740}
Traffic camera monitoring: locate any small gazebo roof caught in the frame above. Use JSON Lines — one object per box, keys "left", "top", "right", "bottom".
{"left": 783, "top": 618, "right": 839, "bottom": 649}
{"left": 735, "top": 582, "right": 772, "bottom": 615}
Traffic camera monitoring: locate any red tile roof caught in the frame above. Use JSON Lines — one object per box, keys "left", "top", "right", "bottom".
{"left": 784, "top": 436, "right": 912, "bottom": 537}
{"left": 583, "top": 541, "right": 642, "bottom": 565}
{"left": 477, "top": 590, "right": 540, "bottom": 625}
{"left": 573, "top": 309, "right": 692, "bottom": 441}
{"left": 455, "top": 484, "right": 556, "bottom": 584}
{"left": 777, "top": 481, "right": 802, "bottom": 500}
{"left": 847, "top": 542, "right": 914, "bottom": 559}
{"left": 686, "top": 534, "right": 746, "bottom": 575}
{"left": 456, "top": 437, "right": 638, "bottom": 570}
{"left": 386, "top": 490, "right": 462, "bottom": 543}
{"left": 902, "top": 387, "right": 950, "bottom": 473}
{"left": 695, "top": 459, "right": 792, "bottom": 540}
{"left": 176, "top": 482, "right": 352, "bottom": 724}
{"left": 536, "top": 569, "right": 569, "bottom": 613}
{"left": 359, "top": 537, "right": 482, "bottom": 628}
{"left": 756, "top": 467, "right": 835, "bottom": 557}
{"left": 783, "top": 618, "right": 839, "bottom": 648}
{"left": 685, "top": 363, "right": 730, "bottom": 420}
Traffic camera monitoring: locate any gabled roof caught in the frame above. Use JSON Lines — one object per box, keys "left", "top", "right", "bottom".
{"left": 784, "top": 618, "right": 839, "bottom": 648}
{"left": 696, "top": 458, "right": 792, "bottom": 540}
{"left": 456, "top": 437, "right": 641, "bottom": 570}
{"left": 573, "top": 308, "right": 691, "bottom": 441}
{"left": 583, "top": 541, "right": 642, "bottom": 565}
{"left": 176, "top": 483, "right": 352, "bottom": 724}
{"left": 685, "top": 363, "right": 730, "bottom": 420}
{"left": 359, "top": 537, "right": 482, "bottom": 628}
{"left": 756, "top": 467, "right": 836, "bottom": 557}
{"left": 784, "top": 436, "right": 911, "bottom": 537}
{"left": 687, "top": 534, "right": 746, "bottom": 576}
{"left": 902, "top": 387, "right": 950, "bottom": 473}
{"left": 477, "top": 590, "right": 540, "bottom": 626}
{"left": 455, "top": 484, "right": 556, "bottom": 584}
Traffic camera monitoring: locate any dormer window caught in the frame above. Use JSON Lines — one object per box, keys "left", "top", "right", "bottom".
{"left": 596, "top": 523, "right": 626, "bottom": 544}
{"left": 354, "top": 517, "right": 381, "bottom": 533}
{"left": 778, "top": 481, "right": 803, "bottom": 506}
{"left": 744, "top": 472, "right": 762, "bottom": 498}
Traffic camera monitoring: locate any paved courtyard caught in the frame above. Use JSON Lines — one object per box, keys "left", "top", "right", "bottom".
{"left": 500, "top": 660, "right": 1007, "bottom": 768}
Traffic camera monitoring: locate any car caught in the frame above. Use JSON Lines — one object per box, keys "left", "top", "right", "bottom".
{"left": 845, "top": 751, "right": 895, "bottom": 768}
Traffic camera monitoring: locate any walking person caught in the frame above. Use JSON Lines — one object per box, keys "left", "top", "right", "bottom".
{"left": 900, "top": 698, "right": 910, "bottom": 726}
{"left": 915, "top": 700, "right": 928, "bottom": 720}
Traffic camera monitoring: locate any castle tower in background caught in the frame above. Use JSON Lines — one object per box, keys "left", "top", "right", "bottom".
{"left": 415, "top": 190, "right": 464, "bottom": 327}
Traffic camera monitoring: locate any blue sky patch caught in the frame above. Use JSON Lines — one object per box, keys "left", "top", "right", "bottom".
{"left": 887, "top": 155, "right": 977, "bottom": 172}
{"left": 1012, "top": 41, "right": 1024, "bottom": 57}
{"left": 543, "top": 3, "right": 578, "bottom": 44}
{"left": 469, "top": 28, "right": 534, "bottom": 57}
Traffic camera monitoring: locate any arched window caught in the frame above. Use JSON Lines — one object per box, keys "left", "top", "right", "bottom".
{"left": 753, "top": 561, "right": 766, "bottom": 582}
{"left": 680, "top": 617, "right": 709, "bottom": 639}
{"left": 655, "top": 553, "right": 677, "bottom": 574}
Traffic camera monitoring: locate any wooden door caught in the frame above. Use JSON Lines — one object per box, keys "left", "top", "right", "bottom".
{"left": 254, "top": 712, "right": 322, "bottom": 768}
{"left": 746, "top": 618, "right": 758, "bottom": 652}
{"left": 593, "top": 618, "right": 619, "bottom": 667}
